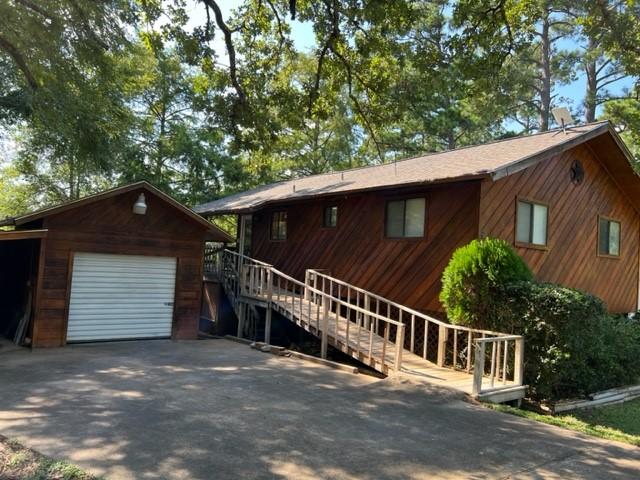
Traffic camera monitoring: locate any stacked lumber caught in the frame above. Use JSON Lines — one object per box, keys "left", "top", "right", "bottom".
{"left": 554, "top": 385, "right": 640, "bottom": 413}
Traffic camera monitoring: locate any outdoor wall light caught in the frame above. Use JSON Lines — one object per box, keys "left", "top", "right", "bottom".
{"left": 133, "top": 193, "right": 148, "bottom": 215}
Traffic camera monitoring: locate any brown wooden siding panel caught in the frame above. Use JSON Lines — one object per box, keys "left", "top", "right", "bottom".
{"left": 251, "top": 181, "right": 481, "bottom": 313}
{"left": 480, "top": 144, "right": 639, "bottom": 312}
{"left": 31, "top": 189, "right": 206, "bottom": 347}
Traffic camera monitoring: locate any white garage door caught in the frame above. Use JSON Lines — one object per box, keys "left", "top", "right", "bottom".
{"left": 67, "top": 252, "right": 177, "bottom": 342}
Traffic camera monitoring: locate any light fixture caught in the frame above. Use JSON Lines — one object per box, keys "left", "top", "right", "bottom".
{"left": 133, "top": 193, "right": 147, "bottom": 215}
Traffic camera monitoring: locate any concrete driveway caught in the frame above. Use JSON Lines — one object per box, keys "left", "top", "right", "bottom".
{"left": 0, "top": 339, "right": 638, "bottom": 479}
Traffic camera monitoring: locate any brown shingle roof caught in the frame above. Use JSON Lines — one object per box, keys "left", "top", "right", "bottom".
{"left": 195, "top": 122, "right": 612, "bottom": 215}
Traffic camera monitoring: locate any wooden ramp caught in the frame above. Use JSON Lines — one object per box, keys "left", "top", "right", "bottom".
{"left": 217, "top": 250, "right": 526, "bottom": 403}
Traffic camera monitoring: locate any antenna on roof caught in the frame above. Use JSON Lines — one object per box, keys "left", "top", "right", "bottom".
{"left": 551, "top": 107, "right": 575, "bottom": 134}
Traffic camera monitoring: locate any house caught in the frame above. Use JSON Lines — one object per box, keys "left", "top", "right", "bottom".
{"left": 0, "top": 181, "right": 231, "bottom": 348}
{"left": 196, "top": 121, "right": 640, "bottom": 315}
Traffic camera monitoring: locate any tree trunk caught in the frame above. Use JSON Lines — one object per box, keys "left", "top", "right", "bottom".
{"left": 539, "top": 14, "right": 552, "bottom": 131}
{"left": 584, "top": 38, "right": 598, "bottom": 123}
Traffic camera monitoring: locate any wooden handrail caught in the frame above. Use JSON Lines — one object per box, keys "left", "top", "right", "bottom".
{"left": 307, "top": 269, "right": 510, "bottom": 337}
{"left": 219, "top": 250, "right": 525, "bottom": 393}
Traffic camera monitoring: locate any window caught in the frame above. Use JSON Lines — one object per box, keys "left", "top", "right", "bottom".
{"left": 598, "top": 217, "right": 620, "bottom": 257}
{"left": 323, "top": 205, "right": 338, "bottom": 228}
{"left": 516, "top": 200, "right": 548, "bottom": 247}
{"left": 270, "top": 211, "right": 287, "bottom": 240}
{"left": 385, "top": 198, "right": 426, "bottom": 238}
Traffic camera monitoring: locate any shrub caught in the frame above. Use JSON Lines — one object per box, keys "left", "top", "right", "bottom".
{"left": 440, "top": 238, "right": 532, "bottom": 330}
{"left": 496, "top": 281, "right": 640, "bottom": 400}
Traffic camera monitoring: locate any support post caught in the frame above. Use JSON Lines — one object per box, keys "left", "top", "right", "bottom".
{"left": 320, "top": 296, "right": 329, "bottom": 359}
{"left": 239, "top": 263, "right": 246, "bottom": 296}
{"left": 304, "top": 270, "right": 311, "bottom": 300}
{"left": 437, "top": 325, "right": 448, "bottom": 367}
{"left": 514, "top": 337, "right": 524, "bottom": 386}
{"left": 237, "top": 302, "right": 245, "bottom": 338}
{"left": 265, "top": 270, "right": 273, "bottom": 344}
{"left": 394, "top": 324, "right": 405, "bottom": 374}
{"left": 472, "top": 340, "right": 486, "bottom": 397}
{"left": 364, "top": 295, "right": 371, "bottom": 330}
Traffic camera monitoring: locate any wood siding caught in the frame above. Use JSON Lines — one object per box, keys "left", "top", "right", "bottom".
{"left": 480, "top": 143, "right": 639, "bottom": 313}
{"left": 250, "top": 181, "right": 481, "bottom": 314}
{"left": 31, "top": 189, "right": 207, "bottom": 347}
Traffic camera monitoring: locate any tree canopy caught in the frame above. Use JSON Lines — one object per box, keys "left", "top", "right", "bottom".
{"left": 0, "top": 0, "right": 638, "bottom": 215}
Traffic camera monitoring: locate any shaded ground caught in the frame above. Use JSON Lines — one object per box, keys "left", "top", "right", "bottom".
{"left": 0, "top": 434, "right": 96, "bottom": 480}
{"left": 0, "top": 339, "right": 639, "bottom": 479}
{"left": 491, "top": 400, "right": 640, "bottom": 447}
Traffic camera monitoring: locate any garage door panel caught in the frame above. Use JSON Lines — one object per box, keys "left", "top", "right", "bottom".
{"left": 69, "top": 289, "right": 175, "bottom": 296}
{"left": 68, "top": 331, "right": 170, "bottom": 342}
{"left": 67, "top": 253, "right": 177, "bottom": 342}
{"left": 68, "top": 319, "right": 173, "bottom": 327}
{"left": 67, "top": 323, "right": 172, "bottom": 332}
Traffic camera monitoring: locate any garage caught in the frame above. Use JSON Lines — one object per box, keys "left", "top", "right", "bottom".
{"left": 0, "top": 181, "right": 231, "bottom": 348}
{"left": 67, "top": 253, "right": 178, "bottom": 342}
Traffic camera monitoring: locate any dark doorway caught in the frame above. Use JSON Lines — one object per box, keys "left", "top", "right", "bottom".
{"left": 0, "top": 239, "right": 40, "bottom": 344}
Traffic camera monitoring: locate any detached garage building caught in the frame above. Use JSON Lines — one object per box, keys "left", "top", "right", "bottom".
{"left": 0, "top": 181, "right": 231, "bottom": 347}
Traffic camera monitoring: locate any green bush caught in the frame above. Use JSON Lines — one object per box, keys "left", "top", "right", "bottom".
{"left": 496, "top": 281, "right": 640, "bottom": 400}
{"left": 440, "top": 238, "right": 532, "bottom": 330}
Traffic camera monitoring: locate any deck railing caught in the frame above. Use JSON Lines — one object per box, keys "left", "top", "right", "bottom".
{"left": 218, "top": 249, "right": 523, "bottom": 395}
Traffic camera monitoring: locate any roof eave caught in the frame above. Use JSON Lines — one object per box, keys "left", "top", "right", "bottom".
{"left": 0, "top": 229, "right": 48, "bottom": 241}
{"left": 489, "top": 122, "right": 611, "bottom": 181}
{"left": 0, "top": 217, "right": 15, "bottom": 227}
{"left": 199, "top": 173, "right": 491, "bottom": 216}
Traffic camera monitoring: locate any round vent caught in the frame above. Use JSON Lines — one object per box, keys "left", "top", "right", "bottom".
{"left": 570, "top": 159, "right": 584, "bottom": 185}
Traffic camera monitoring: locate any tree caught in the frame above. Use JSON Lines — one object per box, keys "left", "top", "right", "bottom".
{"left": 116, "top": 41, "right": 232, "bottom": 205}
{"left": 604, "top": 94, "right": 640, "bottom": 167}
{"left": 380, "top": 1, "right": 508, "bottom": 153}
{"left": 12, "top": 42, "right": 139, "bottom": 202}
{"left": 454, "top": 0, "right": 580, "bottom": 131}
{"left": 0, "top": 164, "right": 37, "bottom": 220}
{"left": 0, "top": 0, "right": 133, "bottom": 121}
{"left": 580, "top": 1, "right": 640, "bottom": 77}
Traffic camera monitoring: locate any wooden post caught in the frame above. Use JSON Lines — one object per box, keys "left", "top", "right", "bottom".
{"left": 466, "top": 332, "right": 473, "bottom": 372}
{"left": 237, "top": 302, "right": 245, "bottom": 338}
{"left": 239, "top": 263, "right": 246, "bottom": 296}
{"left": 394, "top": 324, "right": 405, "bottom": 374}
{"left": 313, "top": 273, "right": 318, "bottom": 303}
{"left": 304, "top": 270, "right": 311, "bottom": 300}
{"left": 320, "top": 296, "right": 329, "bottom": 359}
{"left": 437, "top": 325, "right": 448, "bottom": 367}
{"left": 265, "top": 270, "right": 273, "bottom": 344}
{"left": 364, "top": 295, "right": 370, "bottom": 330}
{"left": 514, "top": 337, "right": 524, "bottom": 385}
{"left": 472, "top": 340, "right": 486, "bottom": 397}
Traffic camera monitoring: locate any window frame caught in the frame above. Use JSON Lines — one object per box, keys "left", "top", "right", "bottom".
{"left": 270, "top": 210, "right": 288, "bottom": 241}
{"left": 514, "top": 197, "right": 550, "bottom": 251}
{"left": 597, "top": 215, "right": 621, "bottom": 259}
{"left": 322, "top": 205, "right": 338, "bottom": 229}
{"left": 384, "top": 196, "right": 427, "bottom": 240}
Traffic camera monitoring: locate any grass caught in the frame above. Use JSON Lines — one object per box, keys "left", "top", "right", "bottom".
{"left": 487, "top": 398, "right": 640, "bottom": 447}
{"left": 0, "top": 434, "right": 99, "bottom": 480}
